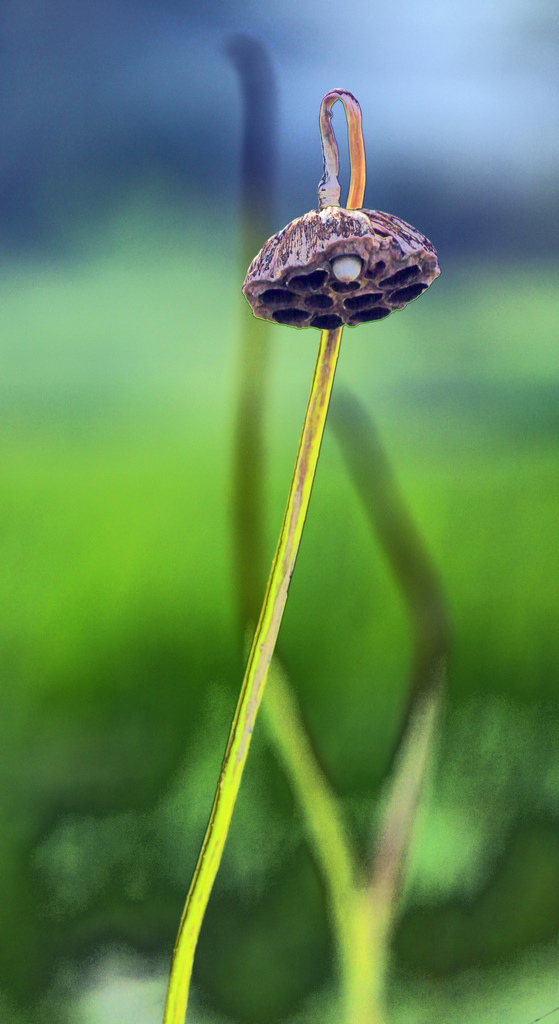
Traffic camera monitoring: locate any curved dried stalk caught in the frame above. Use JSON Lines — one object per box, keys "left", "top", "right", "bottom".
{"left": 318, "top": 89, "right": 366, "bottom": 211}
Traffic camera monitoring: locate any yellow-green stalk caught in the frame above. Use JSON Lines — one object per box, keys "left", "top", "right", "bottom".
{"left": 164, "top": 327, "right": 342, "bottom": 1024}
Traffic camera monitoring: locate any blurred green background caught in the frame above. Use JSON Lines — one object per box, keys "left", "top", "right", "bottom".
{"left": 1, "top": 1, "right": 559, "bottom": 1022}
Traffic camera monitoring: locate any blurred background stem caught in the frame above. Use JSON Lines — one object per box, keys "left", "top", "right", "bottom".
{"left": 330, "top": 390, "right": 449, "bottom": 1000}
{"left": 263, "top": 658, "right": 366, "bottom": 1021}
{"left": 227, "top": 36, "right": 276, "bottom": 635}
{"left": 330, "top": 391, "right": 449, "bottom": 746}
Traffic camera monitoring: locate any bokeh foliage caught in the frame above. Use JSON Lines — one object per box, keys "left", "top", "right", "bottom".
{"left": 1, "top": 199, "right": 559, "bottom": 1022}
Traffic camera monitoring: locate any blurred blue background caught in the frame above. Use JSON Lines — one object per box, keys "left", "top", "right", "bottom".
{"left": 1, "top": 1, "right": 559, "bottom": 1022}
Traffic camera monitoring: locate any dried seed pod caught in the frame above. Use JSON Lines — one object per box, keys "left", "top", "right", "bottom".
{"left": 242, "top": 88, "right": 440, "bottom": 330}
{"left": 243, "top": 206, "right": 440, "bottom": 329}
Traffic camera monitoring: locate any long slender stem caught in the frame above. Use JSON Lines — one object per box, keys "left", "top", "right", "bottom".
{"left": 163, "top": 327, "right": 342, "bottom": 1024}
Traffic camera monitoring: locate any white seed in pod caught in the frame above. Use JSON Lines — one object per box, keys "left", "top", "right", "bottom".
{"left": 331, "top": 255, "right": 362, "bottom": 283}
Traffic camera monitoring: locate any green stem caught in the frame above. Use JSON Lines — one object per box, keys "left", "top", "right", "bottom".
{"left": 227, "top": 36, "right": 276, "bottom": 632}
{"left": 231, "top": 301, "right": 270, "bottom": 632}
{"left": 263, "top": 661, "right": 358, "bottom": 980}
{"left": 329, "top": 390, "right": 449, "bottom": 743}
{"left": 163, "top": 327, "right": 342, "bottom": 1024}
{"left": 264, "top": 660, "right": 386, "bottom": 1024}
{"left": 368, "top": 676, "right": 443, "bottom": 935}
{"left": 330, "top": 390, "right": 449, "bottom": 997}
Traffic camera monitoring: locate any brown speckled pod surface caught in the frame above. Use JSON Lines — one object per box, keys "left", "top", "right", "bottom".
{"left": 242, "top": 206, "right": 440, "bottom": 330}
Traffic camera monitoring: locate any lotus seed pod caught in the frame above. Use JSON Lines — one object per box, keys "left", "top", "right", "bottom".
{"left": 242, "top": 205, "right": 440, "bottom": 330}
